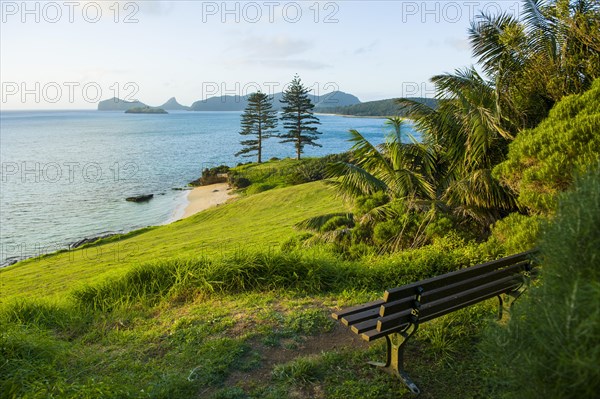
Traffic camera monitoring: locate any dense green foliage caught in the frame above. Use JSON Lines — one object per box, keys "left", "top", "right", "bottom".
{"left": 481, "top": 168, "right": 600, "bottom": 398}
{"left": 279, "top": 75, "right": 322, "bottom": 160}
{"left": 466, "top": 0, "right": 600, "bottom": 130}
{"left": 392, "top": 0, "right": 600, "bottom": 225}
{"left": 236, "top": 92, "right": 279, "bottom": 163}
{"left": 327, "top": 0, "right": 600, "bottom": 254}
{"left": 325, "top": 117, "right": 484, "bottom": 252}
{"left": 227, "top": 155, "right": 349, "bottom": 194}
{"left": 317, "top": 97, "right": 437, "bottom": 117}
{"left": 494, "top": 80, "right": 600, "bottom": 213}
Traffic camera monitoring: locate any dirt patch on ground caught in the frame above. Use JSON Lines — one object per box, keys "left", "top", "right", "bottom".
{"left": 226, "top": 323, "right": 370, "bottom": 388}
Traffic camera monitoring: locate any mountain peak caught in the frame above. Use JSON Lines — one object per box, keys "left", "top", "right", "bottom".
{"left": 160, "top": 97, "right": 190, "bottom": 111}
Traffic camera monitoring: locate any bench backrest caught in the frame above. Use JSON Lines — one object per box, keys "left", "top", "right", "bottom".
{"left": 373, "top": 251, "right": 536, "bottom": 337}
{"left": 334, "top": 250, "right": 537, "bottom": 341}
{"left": 383, "top": 251, "right": 535, "bottom": 302}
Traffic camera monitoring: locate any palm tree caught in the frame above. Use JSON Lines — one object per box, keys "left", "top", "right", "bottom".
{"left": 397, "top": 71, "right": 519, "bottom": 226}
{"left": 394, "top": 1, "right": 600, "bottom": 224}
{"left": 325, "top": 117, "right": 451, "bottom": 250}
{"left": 328, "top": 117, "right": 435, "bottom": 203}
{"left": 468, "top": 0, "right": 600, "bottom": 130}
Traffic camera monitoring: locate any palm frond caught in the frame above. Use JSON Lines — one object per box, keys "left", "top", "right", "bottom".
{"left": 294, "top": 213, "right": 354, "bottom": 232}
{"left": 346, "top": 129, "right": 395, "bottom": 176}
{"left": 360, "top": 201, "right": 406, "bottom": 224}
{"left": 326, "top": 161, "right": 388, "bottom": 199}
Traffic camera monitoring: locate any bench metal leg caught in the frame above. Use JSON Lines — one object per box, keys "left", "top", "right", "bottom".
{"left": 367, "top": 324, "right": 421, "bottom": 395}
{"left": 498, "top": 278, "right": 530, "bottom": 320}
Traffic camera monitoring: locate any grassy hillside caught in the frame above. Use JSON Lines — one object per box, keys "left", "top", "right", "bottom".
{"left": 1, "top": 174, "right": 500, "bottom": 399}
{"left": 0, "top": 181, "right": 348, "bottom": 303}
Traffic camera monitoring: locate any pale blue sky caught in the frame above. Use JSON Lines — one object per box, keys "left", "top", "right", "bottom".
{"left": 0, "top": 1, "right": 522, "bottom": 109}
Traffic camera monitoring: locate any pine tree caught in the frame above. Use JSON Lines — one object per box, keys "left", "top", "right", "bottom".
{"left": 236, "top": 92, "right": 278, "bottom": 163}
{"left": 279, "top": 75, "right": 321, "bottom": 160}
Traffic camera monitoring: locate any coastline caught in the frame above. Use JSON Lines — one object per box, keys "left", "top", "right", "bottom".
{"left": 0, "top": 183, "right": 237, "bottom": 268}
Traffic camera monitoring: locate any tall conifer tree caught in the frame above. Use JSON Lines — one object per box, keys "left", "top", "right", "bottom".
{"left": 279, "top": 75, "right": 321, "bottom": 160}
{"left": 236, "top": 92, "right": 278, "bottom": 163}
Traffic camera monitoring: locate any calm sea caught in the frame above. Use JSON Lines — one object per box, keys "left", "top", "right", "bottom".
{"left": 0, "top": 110, "right": 418, "bottom": 264}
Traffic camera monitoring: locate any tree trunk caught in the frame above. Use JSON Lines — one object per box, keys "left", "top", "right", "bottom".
{"left": 297, "top": 110, "right": 301, "bottom": 160}
{"left": 258, "top": 120, "right": 262, "bottom": 163}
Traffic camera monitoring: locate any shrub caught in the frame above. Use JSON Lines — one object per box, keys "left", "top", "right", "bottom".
{"left": 280, "top": 233, "right": 314, "bottom": 251}
{"left": 287, "top": 153, "right": 350, "bottom": 185}
{"left": 351, "top": 223, "right": 373, "bottom": 244}
{"left": 228, "top": 175, "right": 251, "bottom": 189}
{"left": 190, "top": 165, "right": 230, "bottom": 186}
{"left": 320, "top": 215, "right": 354, "bottom": 232}
{"left": 346, "top": 242, "right": 376, "bottom": 260}
{"left": 372, "top": 220, "right": 402, "bottom": 247}
{"left": 354, "top": 192, "right": 390, "bottom": 216}
{"left": 480, "top": 167, "right": 600, "bottom": 398}
{"left": 424, "top": 216, "right": 454, "bottom": 241}
{"left": 482, "top": 212, "right": 544, "bottom": 256}
{"left": 494, "top": 79, "right": 600, "bottom": 214}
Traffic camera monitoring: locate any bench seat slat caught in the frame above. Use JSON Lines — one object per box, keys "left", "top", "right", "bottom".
{"left": 331, "top": 299, "right": 384, "bottom": 321}
{"left": 350, "top": 318, "right": 379, "bottom": 335}
{"left": 361, "top": 322, "right": 410, "bottom": 342}
{"left": 383, "top": 251, "right": 534, "bottom": 302}
{"left": 341, "top": 307, "right": 381, "bottom": 327}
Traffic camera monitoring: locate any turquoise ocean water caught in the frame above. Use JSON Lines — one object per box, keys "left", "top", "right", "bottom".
{"left": 0, "top": 110, "right": 418, "bottom": 264}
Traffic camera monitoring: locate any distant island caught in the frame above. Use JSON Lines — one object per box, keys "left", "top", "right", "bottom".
{"left": 188, "top": 91, "right": 360, "bottom": 111}
{"left": 125, "top": 106, "right": 168, "bottom": 114}
{"left": 98, "top": 97, "right": 188, "bottom": 111}
{"left": 98, "top": 93, "right": 436, "bottom": 117}
{"left": 98, "top": 97, "right": 147, "bottom": 111}
{"left": 317, "top": 97, "right": 438, "bottom": 117}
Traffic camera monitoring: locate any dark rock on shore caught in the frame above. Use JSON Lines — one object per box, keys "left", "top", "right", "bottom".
{"left": 0, "top": 257, "right": 24, "bottom": 268}
{"left": 70, "top": 233, "right": 118, "bottom": 249}
{"left": 126, "top": 194, "right": 154, "bottom": 202}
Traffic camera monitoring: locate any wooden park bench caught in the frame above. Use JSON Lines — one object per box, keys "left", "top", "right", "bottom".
{"left": 332, "top": 250, "right": 538, "bottom": 395}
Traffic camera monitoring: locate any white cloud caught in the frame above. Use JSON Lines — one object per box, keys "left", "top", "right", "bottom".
{"left": 354, "top": 40, "right": 379, "bottom": 55}
{"left": 236, "top": 35, "right": 313, "bottom": 58}
{"left": 227, "top": 58, "right": 331, "bottom": 70}
{"left": 445, "top": 38, "right": 470, "bottom": 51}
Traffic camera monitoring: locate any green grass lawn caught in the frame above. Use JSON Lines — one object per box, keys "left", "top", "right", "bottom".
{"left": 1, "top": 287, "right": 496, "bottom": 399}
{"left": 0, "top": 181, "right": 349, "bottom": 303}
{"left": 0, "top": 176, "right": 498, "bottom": 399}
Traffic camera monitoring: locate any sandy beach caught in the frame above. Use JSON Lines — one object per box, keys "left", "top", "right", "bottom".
{"left": 181, "top": 183, "right": 237, "bottom": 219}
